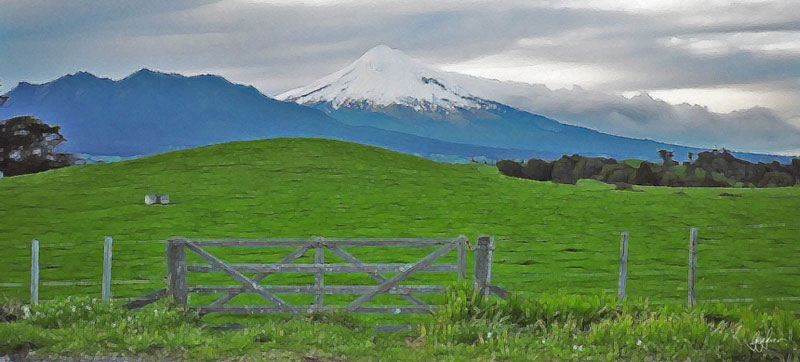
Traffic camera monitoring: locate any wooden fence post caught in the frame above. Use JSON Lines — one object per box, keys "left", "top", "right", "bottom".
{"left": 457, "top": 235, "right": 468, "bottom": 280}
{"left": 167, "top": 238, "right": 188, "bottom": 305}
{"left": 102, "top": 236, "right": 113, "bottom": 302}
{"left": 315, "top": 237, "right": 325, "bottom": 311}
{"left": 688, "top": 228, "right": 698, "bottom": 309}
{"left": 474, "top": 235, "right": 494, "bottom": 295}
{"left": 618, "top": 231, "right": 629, "bottom": 301}
{"left": 31, "top": 239, "right": 40, "bottom": 305}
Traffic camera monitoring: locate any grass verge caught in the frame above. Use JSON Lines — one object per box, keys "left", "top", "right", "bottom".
{"left": 2, "top": 285, "right": 798, "bottom": 361}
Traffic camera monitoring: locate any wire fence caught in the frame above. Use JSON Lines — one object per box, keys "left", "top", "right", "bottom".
{"left": 492, "top": 222, "right": 800, "bottom": 308}
{"left": 1, "top": 224, "right": 799, "bottom": 309}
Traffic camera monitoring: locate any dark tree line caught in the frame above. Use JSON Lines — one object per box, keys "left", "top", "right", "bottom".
{"left": 1, "top": 116, "right": 74, "bottom": 177}
{"left": 497, "top": 149, "right": 800, "bottom": 188}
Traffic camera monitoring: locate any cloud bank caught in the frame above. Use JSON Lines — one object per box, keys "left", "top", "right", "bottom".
{"left": 457, "top": 77, "right": 800, "bottom": 155}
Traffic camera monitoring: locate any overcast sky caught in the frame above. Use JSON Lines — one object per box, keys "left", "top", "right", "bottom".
{"left": 2, "top": 0, "right": 799, "bottom": 153}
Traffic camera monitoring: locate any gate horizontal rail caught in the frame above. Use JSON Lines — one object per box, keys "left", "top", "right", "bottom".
{"left": 189, "top": 285, "right": 447, "bottom": 295}
{"left": 187, "top": 263, "right": 459, "bottom": 274}
{"left": 189, "top": 238, "right": 461, "bottom": 248}
{"left": 195, "top": 305, "right": 436, "bottom": 315}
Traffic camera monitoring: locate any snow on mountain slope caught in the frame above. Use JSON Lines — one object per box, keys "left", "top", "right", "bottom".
{"left": 277, "top": 45, "right": 800, "bottom": 154}
{"left": 277, "top": 45, "right": 493, "bottom": 111}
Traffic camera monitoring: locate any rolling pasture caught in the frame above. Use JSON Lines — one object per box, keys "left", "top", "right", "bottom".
{"left": 1, "top": 138, "right": 799, "bottom": 310}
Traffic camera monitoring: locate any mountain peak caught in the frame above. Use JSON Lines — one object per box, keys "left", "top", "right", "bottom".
{"left": 54, "top": 71, "right": 102, "bottom": 84}
{"left": 356, "top": 45, "right": 410, "bottom": 65}
{"left": 362, "top": 44, "right": 399, "bottom": 56}
{"left": 133, "top": 68, "right": 158, "bottom": 75}
{"left": 277, "top": 45, "right": 490, "bottom": 111}
{"left": 37, "top": 71, "right": 111, "bottom": 90}
{"left": 71, "top": 71, "right": 98, "bottom": 79}
{"left": 125, "top": 68, "right": 173, "bottom": 80}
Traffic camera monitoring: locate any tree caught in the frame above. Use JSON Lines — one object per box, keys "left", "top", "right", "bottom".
{"left": 496, "top": 160, "right": 522, "bottom": 178}
{"left": 657, "top": 149, "right": 676, "bottom": 166}
{"left": 521, "top": 158, "right": 553, "bottom": 181}
{"left": 634, "top": 162, "right": 659, "bottom": 186}
{"left": 0, "top": 116, "right": 74, "bottom": 176}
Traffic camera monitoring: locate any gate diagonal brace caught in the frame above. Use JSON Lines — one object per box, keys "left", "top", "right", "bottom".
{"left": 345, "top": 242, "right": 458, "bottom": 313}
{"left": 326, "top": 245, "right": 429, "bottom": 307}
{"left": 210, "top": 246, "right": 310, "bottom": 307}
{"left": 184, "top": 241, "right": 296, "bottom": 313}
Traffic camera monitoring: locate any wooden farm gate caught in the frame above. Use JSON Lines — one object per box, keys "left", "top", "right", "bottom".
{"left": 163, "top": 235, "right": 500, "bottom": 315}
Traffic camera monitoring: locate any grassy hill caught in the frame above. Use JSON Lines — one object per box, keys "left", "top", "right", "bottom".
{"left": 1, "top": 138, "right": 799, "bottom": 309}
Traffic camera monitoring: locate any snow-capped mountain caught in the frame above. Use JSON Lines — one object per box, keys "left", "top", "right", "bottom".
{"left": 278, "top": 45, "right": 494, "bottom": 112}
{"left": 277, "top": 45, "right": 674, "bottom": 159}
{"left": 279, "top": 45, "right": 800, "bottom": 157}
{"left": 276, "top": 45, "right": 797, "bottom": 163}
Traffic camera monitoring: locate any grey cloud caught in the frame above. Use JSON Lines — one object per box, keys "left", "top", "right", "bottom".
{"left": 0, "top": 0, "right": 221, "bottom": 39}
{"left": 674, "top": 20, "right": 800, "bottom": 35}
{"left": 461, "top": 80, "right": 800, "bottom": 154}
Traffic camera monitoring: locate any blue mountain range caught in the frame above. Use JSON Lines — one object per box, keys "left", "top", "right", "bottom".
{"left": 0, "top": 66, "right": 794, "bottom": 165}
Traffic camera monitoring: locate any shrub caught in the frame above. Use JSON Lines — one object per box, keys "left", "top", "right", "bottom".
{"left": 28, "top": 296, "right": 200, "bottom": 330}
{"left": 521, "top": 158, "right": 553, "bottom": 181}
{"left": 496, "top": 160, "right": 522, "bottom": 177}
{"left": 1, "top": 298, "right": 30, "bottom": 323}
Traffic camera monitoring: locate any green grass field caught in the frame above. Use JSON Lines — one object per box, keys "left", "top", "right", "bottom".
{"left": 1, "top": 138, "right": 799, "bottom": 310}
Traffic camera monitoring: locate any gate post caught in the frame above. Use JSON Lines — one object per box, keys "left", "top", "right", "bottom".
{"left": 618, "top": 231, "right": 629, "bottom": 302}
{"left": 474, "top": 235, "right": 494, "bottom": 296}
{"left": 167, "top": 237, "right": 188, "bottom": 305}
{"left": 688, "top": 228, "right": 698, "bottom": 309}
{"left": 457, "top": 235, "right": 468, "bottom": 280}
{"left": 315, "top": 237, "right": 325, "bottom": 311}
{"left": 102, "top": 236, "right": 114, "bottom": 302}
{"left": 31, "top": 239, "right": 40, "bottom": 305}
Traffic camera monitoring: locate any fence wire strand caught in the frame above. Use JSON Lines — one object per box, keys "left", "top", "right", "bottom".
{"left": 4, "top": 224, "right": 799, "bottom": 306}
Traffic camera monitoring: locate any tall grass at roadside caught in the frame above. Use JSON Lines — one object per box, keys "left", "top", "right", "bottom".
{"left": 0, "top": 297, "right": 380, "bottom": 361}
{"left": 2, "top": 285, "right": 798, "bottom": 361}
{"left": 422, "top": 283, "right": 800, "bottom": 361}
